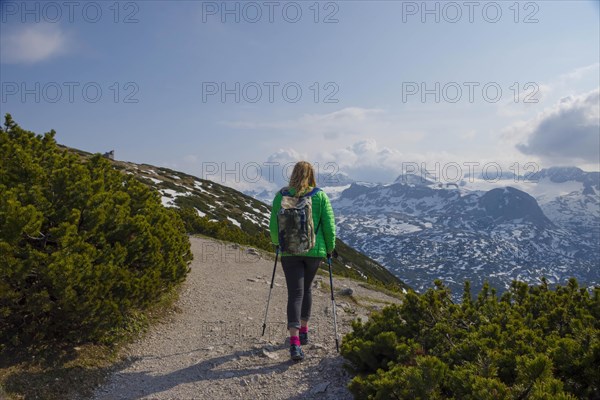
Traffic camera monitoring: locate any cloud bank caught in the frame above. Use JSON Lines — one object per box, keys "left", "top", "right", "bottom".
{"left": 516, "top": 89, "right": 600, "bottom": 165}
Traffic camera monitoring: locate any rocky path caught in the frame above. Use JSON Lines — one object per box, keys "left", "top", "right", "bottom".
{"left": 92, "top": 237, "right": 402, "bottom": 399}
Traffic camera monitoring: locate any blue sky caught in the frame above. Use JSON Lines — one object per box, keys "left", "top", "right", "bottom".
{"left": 1, "top": 0, "right": 599, "bottom": 190}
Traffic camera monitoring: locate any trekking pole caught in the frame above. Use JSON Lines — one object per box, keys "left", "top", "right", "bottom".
{"left": 327, "top": 256, "right": 340, "bottom": 353}
{"left": 261, "top": 246, "right": 279, "bottom": 336}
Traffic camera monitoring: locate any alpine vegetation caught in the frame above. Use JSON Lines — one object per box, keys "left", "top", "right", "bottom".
{"left": 341, "top": 279, "right": 600, "bottom": 399}
{"left": 0, "top": 115, "right": 192, "bottom": 348}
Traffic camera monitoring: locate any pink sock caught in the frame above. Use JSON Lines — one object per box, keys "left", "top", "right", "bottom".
{"left": 299, "top": 326, "right": 308, "bottom": 334}
{"left": 290, "top": 336, "right": 300, "bottom": 346}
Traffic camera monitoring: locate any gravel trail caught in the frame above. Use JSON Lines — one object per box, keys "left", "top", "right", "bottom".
{"left": 93, "top": 237, "right": 401, "bottom": 399}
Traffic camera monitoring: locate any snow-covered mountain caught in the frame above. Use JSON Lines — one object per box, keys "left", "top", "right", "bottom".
{"left": 332, "top": 167, "right": 599, "bottom": 296}
{"left": 530, "top": 167, "right": 600, "bottom": 245}
{"left": 464, "top": 167, "right": 599, "bottom": 247}
{"left": 244, "top": 171, "right": 355, "bottom": 204}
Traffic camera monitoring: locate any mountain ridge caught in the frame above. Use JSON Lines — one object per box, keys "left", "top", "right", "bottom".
{"left": 333, "top": 177, "right": 599, "bottom": 296}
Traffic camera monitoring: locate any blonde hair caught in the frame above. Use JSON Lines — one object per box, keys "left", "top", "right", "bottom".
{"left": 288, "top": 161, "right": 316, "bottom": 196}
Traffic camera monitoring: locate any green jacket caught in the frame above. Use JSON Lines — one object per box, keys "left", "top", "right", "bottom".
{"left": 269, "top": 187, "right": 336, "bottom": 258}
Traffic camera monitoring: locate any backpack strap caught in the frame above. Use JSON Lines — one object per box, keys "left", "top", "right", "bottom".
{"left": 280, "top": 187, "right": 322, "bottom": 198}
{"left": 309, "top": 188, "right": 323, "bottom": 235}
{"left": 302, "top": 187, "right": 322, "bottom": 198}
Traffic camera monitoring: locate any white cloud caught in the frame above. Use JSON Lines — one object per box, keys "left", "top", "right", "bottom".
{"left": 496, "top": 63, "right": 600, "bottom": 118}
{"left": 515, "top": 89, "right": 600, "bottom": 165}
{"left": 0, "top": 24, "right": 69, "bottom": 64}
{"left": 220, "top": 138, "right": 553, "bottom": 190}
{"left": 558, "top": 63, "right": 600, "bottom": 82}
{"left": 265, "top": 148, "right": 307, "bottom": 165}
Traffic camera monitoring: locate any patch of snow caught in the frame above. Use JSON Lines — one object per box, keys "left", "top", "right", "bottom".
{"left": 159, "top": 188, "right": 192, "bottom": 208}
{"left": 147, "top": 177, "right": 162, "bottom": 185}
{"left": 227, "top": 216, "right": 241, "bottom": 228}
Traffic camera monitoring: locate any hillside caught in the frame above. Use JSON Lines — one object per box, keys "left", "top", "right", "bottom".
{"left": 63, "top": 146, "right": 409, "bottom": 292}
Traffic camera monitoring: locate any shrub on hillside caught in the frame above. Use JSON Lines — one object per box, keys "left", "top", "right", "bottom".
{"left": 0, "top": 115, "right": 192, "bottom": 347}
{"left": 341, "top": 279, "right": 600, "bottom": 399}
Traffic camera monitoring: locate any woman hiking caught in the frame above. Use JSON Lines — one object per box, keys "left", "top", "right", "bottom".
{"left": 269, "top": 161, "right": 336, "bottom": 361}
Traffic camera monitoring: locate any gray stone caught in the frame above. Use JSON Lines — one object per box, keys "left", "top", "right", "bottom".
{"left": 260, "top": 349, "right": 279, "bottom": 360}
{"left": 310, "top": 343, "right": 326, "bottom": 350}
{"left": 310, "top": 382, "right": 330, "bottom": 394}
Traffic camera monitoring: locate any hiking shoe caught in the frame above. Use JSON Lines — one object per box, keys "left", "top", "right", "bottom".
{"left": 290, "top": 344, "right": 304, "bottom": 361}
{"left": 299, "top": 332, "right": 309, "bottom": 345}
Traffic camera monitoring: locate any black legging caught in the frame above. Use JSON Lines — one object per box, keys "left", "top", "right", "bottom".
{"left": 280, "top": 256, "right": 321, "bottom": 329}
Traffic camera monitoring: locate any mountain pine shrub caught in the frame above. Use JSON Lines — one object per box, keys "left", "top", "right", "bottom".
{"left": 0, "top": 115, "right": 192, "bottom": 348}
{"left": 342, "top": 278, "right": 599, "bottom": 399}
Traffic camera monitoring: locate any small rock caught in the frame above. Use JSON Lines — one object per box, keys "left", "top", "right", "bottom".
{"left": 310, "top": 382, "right": 330, "bottom": 394}
{"left": 260, "top": 349, "right": 279, "bottom": 360}
{"left": 338, "top": 302, "right": 350, "bottom": 309}
{"left": 311, "top": 343, "right": 326, "bottom": 350}
{"left": 247, "top": 278, "right": 259, "bottom": 283}
{"left": 240, "top": 379, "right": 249, "bottom": 386}
{"left": 340, "top": 288, "right": 354, "bottom": 296}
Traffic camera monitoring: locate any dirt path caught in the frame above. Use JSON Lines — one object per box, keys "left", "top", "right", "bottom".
{"left": 92, "top": 237, "right": 401, "bottom": 399}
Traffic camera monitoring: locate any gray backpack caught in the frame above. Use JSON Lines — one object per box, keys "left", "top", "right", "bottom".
{"left": 277, "top": 187, "right": 321, "bottom": 253}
